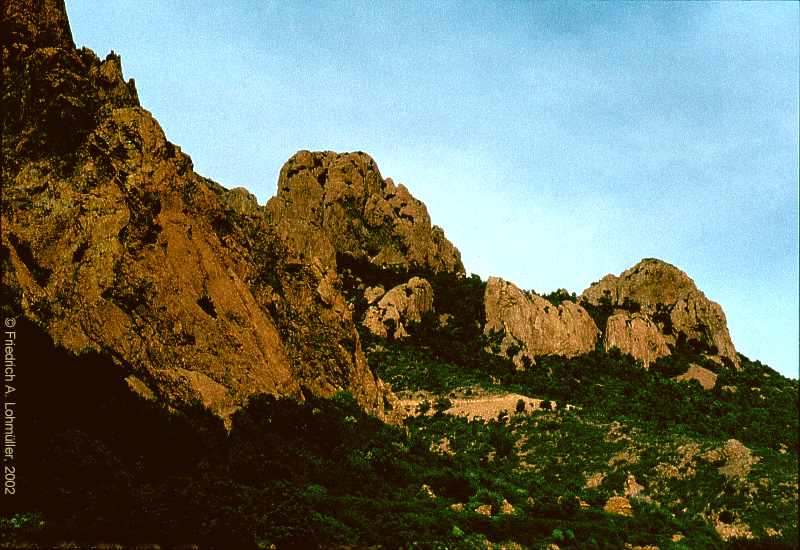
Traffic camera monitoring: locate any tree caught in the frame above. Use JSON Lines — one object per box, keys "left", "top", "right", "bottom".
{"left": 433, "top": 397, "right": 453, "bottom": 416}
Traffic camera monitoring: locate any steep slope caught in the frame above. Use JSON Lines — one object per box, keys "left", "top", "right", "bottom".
{"left": 1, "top": 0, "right": 388, "bottom": 419}
{"left": 2, "top": 3, "right": 797, "bottom": 549}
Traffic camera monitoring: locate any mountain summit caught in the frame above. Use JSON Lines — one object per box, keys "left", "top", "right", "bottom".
{"left": 581, "top": 258, "right": 740, "bottom": 369}
{"left": 267, "top": 150, "right": 464, "bottom": 276}
{"left": 1, "top": 0, "right": 390, "bottom": 420}
{"left": 1, "top": 0, "right": 745, "bottom": 419}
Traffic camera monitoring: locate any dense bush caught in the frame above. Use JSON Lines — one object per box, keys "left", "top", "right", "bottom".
{"left": 3, "top": 302, "right": 797, "bottom": 548}
{"left": 369, "top": 331, "right": 799, "bottom": 452}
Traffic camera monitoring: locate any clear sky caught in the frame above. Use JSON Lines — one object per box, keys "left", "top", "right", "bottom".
{"left": 65, "top": 1, "right": 799, "bottom": 378}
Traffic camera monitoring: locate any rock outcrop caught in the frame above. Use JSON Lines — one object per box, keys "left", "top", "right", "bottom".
{"left": 702, "top": 439, "right": 759, "bottom": 482}
{"left": 483, "top": 277, "right": 599, "bottom": 368}
{"left": 605, "top": 312, "right": 670, "bottom": 367}
{"left": 4, "top": 0, "right": 74, "bottom": 49}
{"left": 603, "top": 496, "right": 634, "bottom": 517}
{"left": 582, "top": 258, "right": 739, "bottom": 368}
{"left": 1, "top": 1, "right": 388, "bottom": 420}
{"left": 266, "top": 150, "right": 464, "bottom": 276}
{"left": 362, "top": 277, "right": 434, "bottom": 339}
{"left": 674, "top": 364, "right": 718, "bottom": 390}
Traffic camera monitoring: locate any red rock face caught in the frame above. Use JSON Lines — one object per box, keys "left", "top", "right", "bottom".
{"left": 483, "top": 277, "right": 599, "bottom": 368}
{"left": 362, "top": 277, "right": 435, "bottom": 339}
{"left": 582, "top": 258, "right": 740, "bottom": 369}
{"left": 604, "top": 312, "right": 670, "bottom": 368}
{"left": 1, "top": 1, "right": 389, "bottom": 421}
{"left": 267, "top": 150, "right": 465, "bottom": 277}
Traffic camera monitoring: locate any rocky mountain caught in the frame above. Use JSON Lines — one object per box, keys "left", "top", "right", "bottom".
{"left": 1, "top": 1, "right": 744, "bottom": 422}
{"left": 266, "top": 150, "right": 464, "bottom": 277}
{"left": 483, "top": 277, "right": 599, "bottom": 369}
{"left": 1, "top": 0, "right": 391, "bottom": 420}
{"left": 477, "top": 259, "right": 739, "bottom": 375}
{"left": 581, "top": 258, "right": 740, "bottom": 369}
{"left": 2, "top": 2, "right": 796, "bottom": 549}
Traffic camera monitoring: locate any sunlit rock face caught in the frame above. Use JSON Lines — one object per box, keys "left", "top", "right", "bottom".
{"left": 483, "top": 277, "right": 599, "bottom": 368}
{"left": 362, "top": 277, "right": 435, "bottom": 339}
{"left": 266, "top": 150, "right": 465, "bottom": 277}
{"left": 604, "top": 312, "right": 670, "bottom": 368}
{"left": 1, "top": 0, "right": 390, "bottom": 421}
{"left": 581, "top": 258, "right": 740, "bottom": 369}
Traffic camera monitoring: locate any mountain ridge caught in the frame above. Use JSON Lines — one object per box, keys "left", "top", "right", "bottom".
{"left": 2, "top": 2, "right": 797, "bottom": 548}
{"left": 2, "top": 0, "right": 746, "bottom": 420}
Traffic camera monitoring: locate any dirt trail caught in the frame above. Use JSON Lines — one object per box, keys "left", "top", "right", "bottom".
{"left": 396, "top": 392, "right": 560, "bottom": 420}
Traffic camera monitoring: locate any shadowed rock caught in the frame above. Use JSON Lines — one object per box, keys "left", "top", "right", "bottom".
{"left": 3, "top": 0, "right": 74, "bottom": 49}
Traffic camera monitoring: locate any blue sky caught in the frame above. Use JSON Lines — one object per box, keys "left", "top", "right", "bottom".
{"left": 65, "top": 1, "right": 799, "bottom": 378}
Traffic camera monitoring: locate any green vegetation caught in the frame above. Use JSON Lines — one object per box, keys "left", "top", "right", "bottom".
{"left": 3, "top": 279, "right": 798, "bottom": 548}
{"left": 541, "top": 288, "right": 577, "bottom": 307}
{"left": 367, "top": 304, "right": 798, "bottom": 453}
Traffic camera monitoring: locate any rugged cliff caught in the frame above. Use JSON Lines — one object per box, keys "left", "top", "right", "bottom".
{"left": 581, "top": 258, "right": 740, "bottom": 368}
{"left": 3, "top": 3, "right": 796, "bottom": 549}
{"left": 2, "top": 2, "right": 746, "bottom": 425}
{"left": 483, "top": 277, "right": 599, "bottom": 368}
{"left": 1, "top": 0, "right": 389, "bottom": 420}
{"left": 266, "top": 150, "right": 464, "bottom": 276}
{"left": 479, "top": 259, "right": 739, "bottom": 373}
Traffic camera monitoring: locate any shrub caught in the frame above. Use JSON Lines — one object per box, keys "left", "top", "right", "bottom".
{"left": 433, "top": 396, "right": 453, "bottom": 415}
{"left": 416, "top": 400, "right": 432, "bottom": 415}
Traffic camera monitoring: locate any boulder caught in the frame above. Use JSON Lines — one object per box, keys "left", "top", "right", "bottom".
{"left": 674, "top": 364, "right": 718, "bottom": 390}
{"left": 605, "top": 312, "right": 670, "bottom": 367}
{"left": 362, "top": 277, "right": 434, "bottom": 339}
{"left": 603, "top": 496, "right": 634, "bottom": 517}
{"left": 624, "top": 474, "right": 645, "bottom": 498}
{"left": 475, "top": 504, "right": 493, "bottom": 517}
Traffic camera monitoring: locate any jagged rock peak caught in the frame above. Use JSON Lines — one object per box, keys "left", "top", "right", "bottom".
{"left": 582, "top": 258, "right": 739, "bottom": 368}
{"left": 4, "top": 0, "right": 74, "bottom": 49}
{"left": 583, "top": 258, "right": 697, "bottom": 306}
{"left": 266, "top": 150, "right": 465, "bottom": 277}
